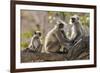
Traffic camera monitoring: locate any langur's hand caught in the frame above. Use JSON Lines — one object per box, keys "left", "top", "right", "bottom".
{"left": 71, "top": 40, "right": 75, "bottom": 44}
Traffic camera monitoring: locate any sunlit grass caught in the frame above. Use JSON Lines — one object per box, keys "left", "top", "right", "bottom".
{"left": 21, "top": 31, "right": 33, "bottom": 39}
{"left": 21, "top": 42, "right": 29, "bottom": 49}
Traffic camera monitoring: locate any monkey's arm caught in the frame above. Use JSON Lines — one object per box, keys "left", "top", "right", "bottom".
{"left": 73, "top": 23, "right": 84, "bottom": 43}
{"left": 55, "top": 30, "right": 73, "bottom": 44}
{"left": 60, "top": 30, "right": 74, "bottom": 42}
{"left": 28, "top": 37, "right": 34, "bottom": 48}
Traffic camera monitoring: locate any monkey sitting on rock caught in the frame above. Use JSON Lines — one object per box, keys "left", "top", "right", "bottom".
{"left": 67, "top": 15, "right": 89, "bottom": 60}
{"left": 25, "top": 31, "right": 42, "bottom": 53}
{"left": 70, "top": 15, "right": 83, "bottom": 43}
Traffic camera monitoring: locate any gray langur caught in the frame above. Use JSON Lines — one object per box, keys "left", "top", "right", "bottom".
{"left": 44, "top": 22, "right": 73, "bottom": 53}
{"left": 70, "top": 15, "right": 84, "bottom": 43}
{"left": 28, "top": 31, "right": 42, "bottom": 52}
{"left": 67, "top": 15, "right": 84, "bottom": 59}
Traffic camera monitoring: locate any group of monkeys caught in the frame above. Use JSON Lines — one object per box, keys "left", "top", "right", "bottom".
{"left": 26, "top": 15, "right": 85, "bottom": 54}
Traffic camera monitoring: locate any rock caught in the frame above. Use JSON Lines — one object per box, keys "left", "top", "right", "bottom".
{"left": 21, "top": 51, "right": 66, "bottom": 62}
{"left": 21, "top": 37, "right": 89, "bottom": 63}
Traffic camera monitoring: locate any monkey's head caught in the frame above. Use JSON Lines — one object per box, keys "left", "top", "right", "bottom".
{"left": 56, "top": 20, "right": 64, "bottom": 29}
{"left": 71, "top": 15, "right": 79, "bottom": 23}
{"left": 59, "top": 23, "right": 64, "bottom": 29}
{"left": 34, "top": 31, "right": 41, "bottom": 37}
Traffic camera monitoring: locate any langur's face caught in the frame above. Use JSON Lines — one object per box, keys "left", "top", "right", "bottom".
{"left": 36, "top": 33, "right": 41, "bottom": 37}
{"left": 58, "top": 23, "right": 64, "bottom": 29}
{"left": 71, "top": 15, "right": 79, "bottom": 23}
{"left": 71, "top": 17, "right": 76, "bottom": 23}
{"left": 38, "top": 33, "right": 41, "bottom": 37}
{"left": 35, "top": 31, "right": 41, "bottom": 37}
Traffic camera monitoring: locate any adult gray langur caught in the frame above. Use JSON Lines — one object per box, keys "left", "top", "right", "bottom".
{"left": 67, "top": 15, "right": 85, "bottom": 59}
{"left": 44, "top": 22, "right": 73, "bottom": 53}
{"left": 69, "top": 15, "right": 84, "bottom": 43}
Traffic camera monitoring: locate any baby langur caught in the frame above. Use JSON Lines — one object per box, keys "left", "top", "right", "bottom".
{"left": 28, "top": 31, "right": 42, "bottom": 52}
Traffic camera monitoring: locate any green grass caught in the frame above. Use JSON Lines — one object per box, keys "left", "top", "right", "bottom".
{"left": 21, "top": 42, "right": 29, "bottom": 48}
{"left": 21, "top": 31, "right": 33, "bottom": 39}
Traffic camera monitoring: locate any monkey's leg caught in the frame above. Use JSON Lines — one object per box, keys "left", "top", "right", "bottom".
{"left": 37, "top": 44, "right": 42, "bottom": 53}
{"left": 47, "top": 42, "right": 61, "bottom": 53}
{"left": 68, "top": 39, "right": 83, "bottom": 60}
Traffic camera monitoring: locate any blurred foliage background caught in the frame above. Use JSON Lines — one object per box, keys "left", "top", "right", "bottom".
{"left": 20, "top": 10, "right": 90, "bottom": 50}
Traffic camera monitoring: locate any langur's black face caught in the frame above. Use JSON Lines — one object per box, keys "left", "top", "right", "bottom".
{"left": 38, "top": 33, "right": 41, "bottom": 37}
{"left": 71, "top": 17, "right": 76, "bottom": 23}
{"left": 71, "top": 15, "right": 79, "bottom": 23}
{"left": 58, "top": 23, "right": 64, "bottom": 29}
{"left": 36, "top": 33, "right": 41, "bottom": 37}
